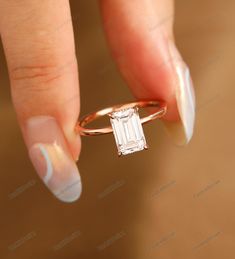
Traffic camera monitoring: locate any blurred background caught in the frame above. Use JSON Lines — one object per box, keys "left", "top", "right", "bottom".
{"left": 0, "top": 0, "right": 235, "bottom": 258}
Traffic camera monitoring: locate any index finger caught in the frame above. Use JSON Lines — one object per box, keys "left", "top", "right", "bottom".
{"left": 0, "top": 0, "right": 82, "bottom": 202}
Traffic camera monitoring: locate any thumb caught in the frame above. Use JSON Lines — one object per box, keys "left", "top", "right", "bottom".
{"left": 100, "top": 0, "right": 196, "bottom": 145}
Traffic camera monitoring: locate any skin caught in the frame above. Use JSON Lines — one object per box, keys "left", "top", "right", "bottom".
{"left": 0, "top": 0, "right": 194, "bottom": 202}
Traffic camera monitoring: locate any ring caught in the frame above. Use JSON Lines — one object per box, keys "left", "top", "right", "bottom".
{"left": 76, "top": 100, "right": 167, "bottom": 156}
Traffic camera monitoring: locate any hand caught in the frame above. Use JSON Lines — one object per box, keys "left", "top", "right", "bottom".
{"left": 0, "top": 0, "right": 195, "bottom": 202}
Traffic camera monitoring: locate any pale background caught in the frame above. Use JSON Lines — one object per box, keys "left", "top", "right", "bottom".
{"left": 0, "top": 0, "right": 235, "bottom": 258}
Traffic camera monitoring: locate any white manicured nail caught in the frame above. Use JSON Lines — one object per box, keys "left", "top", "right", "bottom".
{"left": 164, "top": 43, "right": 196, "bottom": 145}
{"left": 25, "top": 116, "right": 82, "bottom": 202}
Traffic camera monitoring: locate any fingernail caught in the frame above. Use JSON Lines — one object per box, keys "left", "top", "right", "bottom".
{"left": 25, "top": 116, "right": 82, "bottom": 202}
{"left": 164, "top": 42, "right": 196, "bottom": 145}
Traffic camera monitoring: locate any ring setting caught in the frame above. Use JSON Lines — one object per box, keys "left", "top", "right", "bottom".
{"left": 76, "top": 100, "right": 167, "bottom": 156}
{"left": 109, "top": 106, "right": 148, "bottom": 156}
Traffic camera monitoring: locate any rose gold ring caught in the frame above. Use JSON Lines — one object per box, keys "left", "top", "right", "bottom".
{"left": 76, "top": 100, "right": 167, "bottom": 156}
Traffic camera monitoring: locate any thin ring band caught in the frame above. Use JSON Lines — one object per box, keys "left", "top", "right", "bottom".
{"left": 76, "top": 100, "right": 167, "bottom": 136}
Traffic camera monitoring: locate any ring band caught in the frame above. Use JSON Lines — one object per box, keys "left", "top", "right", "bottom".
{"left": 76, "top": 100, "right": 167, "bottom": 136}
{"left": 75, "top": 100, "right": 167, "bottom": 156}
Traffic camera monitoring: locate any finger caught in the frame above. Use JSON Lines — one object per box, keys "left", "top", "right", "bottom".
{"left": 0, "top": 0, "right": 81, "bottom": 202}
{"left": 99, "top": 0, "right": 195, "bottom": 145}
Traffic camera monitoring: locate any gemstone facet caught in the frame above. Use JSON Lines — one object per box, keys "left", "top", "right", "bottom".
{"left": 109, "top": 107, "right": 147, "bottom": 155}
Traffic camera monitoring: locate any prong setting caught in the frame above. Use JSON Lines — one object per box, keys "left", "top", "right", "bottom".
{"left": 110, "top": 107, "right": 148, "bottom": 156}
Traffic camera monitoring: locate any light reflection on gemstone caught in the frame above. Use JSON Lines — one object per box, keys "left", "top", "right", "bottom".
{"left": 109, "top": 107, "right": 147, "bottom": 155}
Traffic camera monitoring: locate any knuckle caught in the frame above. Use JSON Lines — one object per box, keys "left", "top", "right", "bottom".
{"left": 10, "top": 57, "right": 77, "bottom": 93}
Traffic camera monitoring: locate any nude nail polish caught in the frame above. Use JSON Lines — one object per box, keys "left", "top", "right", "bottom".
{"left": 25, "top": 116, "right": 82, "bottom": 202}
{"left": 164, "top": 42, "right": 196, "bottom": 145}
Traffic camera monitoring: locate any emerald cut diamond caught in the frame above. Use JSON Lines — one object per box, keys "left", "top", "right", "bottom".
{"left": 109, "top": 107, "right": 147, "bottom": 155}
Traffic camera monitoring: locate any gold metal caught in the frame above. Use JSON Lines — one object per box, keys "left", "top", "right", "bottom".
{"left": 75, "top": 100, "right": 167, "bottom": 136}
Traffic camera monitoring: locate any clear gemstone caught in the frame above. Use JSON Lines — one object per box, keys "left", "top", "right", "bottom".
{"left": 109, "top": 107, "right": 147, "bottom": 155}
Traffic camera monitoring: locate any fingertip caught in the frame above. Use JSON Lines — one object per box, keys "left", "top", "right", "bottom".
{"left": 166, "top": 42, "right": 196, "bottom": 145}
{"left": 26, "top": 116, "right": 82, "bottom": 202}
{"left": 63, "top": 125, "right": 81, "bottom": 161}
